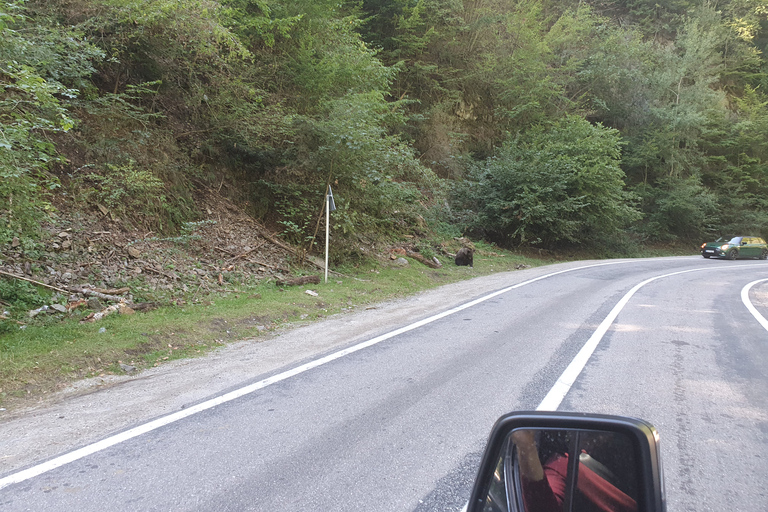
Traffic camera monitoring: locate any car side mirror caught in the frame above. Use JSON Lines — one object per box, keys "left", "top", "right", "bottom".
{"left": 467, "top": 412, "right": 665, "bottom": 512}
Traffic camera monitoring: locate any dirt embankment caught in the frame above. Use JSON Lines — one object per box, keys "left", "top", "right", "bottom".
{"left": 0, "top": 191, "right": 306, "bottom": 314}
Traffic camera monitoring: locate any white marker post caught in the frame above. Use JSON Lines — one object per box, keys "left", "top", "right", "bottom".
{"left": 325, "top": 185, "right": 336, "bottom": 283}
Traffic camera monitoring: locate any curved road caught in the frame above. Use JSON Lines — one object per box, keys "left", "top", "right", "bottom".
{"left": 1, "top": 256, "right": 767, "bottom": 511}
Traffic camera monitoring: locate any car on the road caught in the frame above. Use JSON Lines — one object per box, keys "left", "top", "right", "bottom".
{"left": 700, "top": 236, "right": 768, "bottom": 260}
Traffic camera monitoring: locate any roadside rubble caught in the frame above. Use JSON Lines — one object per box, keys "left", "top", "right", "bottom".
{"left": 0, "top": 193, "right": 297, "bottom": 327}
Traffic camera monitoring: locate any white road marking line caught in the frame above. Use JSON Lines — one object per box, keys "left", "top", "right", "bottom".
{"left": 463, "top": 262, "right": 767, "bottom": 512}
{"left": 0, "top": 260, "right": 631, "bottom": 490}
{"left": 4, "top": 261, "right": 765, "bottom": 491}
{"left": 741, "top": 278, "right": 768, "bottom": 331}
{"left": 537, "top": 264, "right": 768, "bottom": 411}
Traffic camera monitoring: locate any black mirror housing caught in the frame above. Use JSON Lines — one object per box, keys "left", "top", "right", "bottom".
{"left": 467, "top": 411, "right": 665, "bottom": 512}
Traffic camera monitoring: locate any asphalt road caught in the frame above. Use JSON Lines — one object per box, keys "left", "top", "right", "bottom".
{"left": 1, "top": 256, "right": 767, "bottom": 511}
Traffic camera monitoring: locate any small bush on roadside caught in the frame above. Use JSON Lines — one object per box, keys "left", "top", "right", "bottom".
{"left": 72, "top": 160, "right": 192, "bottom": 231}
{"left": 0, "top": 278, "right": 47, "bottom": 315}
{"left": 0, "top": 279, "right": 45, "bottom": 311}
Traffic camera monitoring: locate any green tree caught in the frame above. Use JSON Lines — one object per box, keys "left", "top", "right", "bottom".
{"left": 700, "top": 85, "right": 768, "bottom": 237}
{"left": 270, "top": 90, "right": 440, "bottom": 256}
{"left": 455, "top": 115, "right": 639, "bottom": 247}
{"left": 634, "top": 176, "right": 719, "bottom": 241}
{"left": 359, "top": 0, "right": 583, "bottom": 172}
{"left": 214, "top": 1, "right": 441, "bottom": 255}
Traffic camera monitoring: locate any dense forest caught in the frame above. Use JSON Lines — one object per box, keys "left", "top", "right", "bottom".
{"left": 2, "top": 0, "right": 768, "bottom": 260}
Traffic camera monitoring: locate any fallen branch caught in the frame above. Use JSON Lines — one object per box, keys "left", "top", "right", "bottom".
{"left": 131, "top": 302, "right": 156, "bottom": 312}
{"left": 191, "top": 283, "right": 204, "bottom": 302}
{"left": 0, "top": 314, "right": 25, "bottom": 325}
{"left": 253, "top": 258, "right": 290, "bottom": 272}
{"left": 254, "top": 227, "right": 296, "bottom": 255}
{"left": 143, "top": 266, "right": 177, "bottom": 280}
{"left": 229, "top": 240, "right": 268, "bottom": 262}
{"left": 0, "top": 270, "right": 140, "bottom": 305}
{"left": 93, "top": 287, "right": 130, "bottom": 295}
{"left": 82, "top": 302, "right": 155, "bottom": 322}
{"left": 215, "top": 246, "right": 237, "bottom": 257}
{"left": 0, "top": 270, "right": 70, "bottom": 294}
{"left": 66, "top": 287, "right": 128, "bottom": 303}
{"left": 82, "top": 303, "right": 125, "bottom": 322}
{"left": 67, "top": 299, "right": 88, "bottom": 312}
{"left": 406, "top": 250, "right": 442, "bottom": 269}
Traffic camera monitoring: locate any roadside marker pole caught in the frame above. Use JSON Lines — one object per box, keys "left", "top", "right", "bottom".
{"left": 324, "top": 184, "right": 336, "bottom": 284}
{"left": 325, "top": 188, "right": 330, "bottom": 283}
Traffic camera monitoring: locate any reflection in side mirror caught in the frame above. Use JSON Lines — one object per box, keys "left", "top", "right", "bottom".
{"left": 506, "top": 429, "right": 639, "bottom": 512}
{"left": 467, "top": 412, "right": 665, "bottom": 512}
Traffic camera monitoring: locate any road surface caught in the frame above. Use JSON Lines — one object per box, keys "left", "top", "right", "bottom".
{"left": 1, "top": 257, "right": 767, "bottom": 511}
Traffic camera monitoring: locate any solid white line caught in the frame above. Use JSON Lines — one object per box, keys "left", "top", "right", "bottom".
{"left": 741, "top": 278, "right": 768, "bottom": 332}
{"left": 537, "top": 264, "right": 768, "bottom": 411}
{"left": 0, "top": 260, "right": 633, "bottom": 490}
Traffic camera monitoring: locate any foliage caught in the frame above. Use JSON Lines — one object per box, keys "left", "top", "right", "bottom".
{"left": 454, "top": 116, "right": 640, "bottom": 247}
{"left": 0, "top": 0, "right": 101, "bottom": 246}
{"left": 0, "top": 276, "right": 47, "bottom": 333}
{"left": 4, "top": 0, "right": 768, "bottom": 260}
{"left": 699, "top": 84, "right": 768, "bottom": 238}
{"left": 277, "top": 90, "right": 442, "bottom": 257}
{"left": 220, "top": 0, "right": 303, "bottom": 48}
{"left": 0, "top": 276, "right": 47, "bottom": 313}
{"left": 634, "top": 176, "right": 719, "bottom": 241}
{"left": 576, "top": 3, "right": 768, "bottom": 241}
{"left": 260, "top": 180, "right": 317, "bottom": 245}
{"left": 72, "top": 159, "right": 182, "bottom": 230}
{"left": 285, "top": 15, "right": 395, "bottom": 112}
{"left": 360, "top": 0, "right": 574, "bottom": 160}
{"left": 0, "top": 65, "right": 66, "bottom": 245}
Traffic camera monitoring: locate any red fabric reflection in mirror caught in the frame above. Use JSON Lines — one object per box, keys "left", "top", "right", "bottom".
{"left": 521, "top": 453, "right": 637, "bottom": 512}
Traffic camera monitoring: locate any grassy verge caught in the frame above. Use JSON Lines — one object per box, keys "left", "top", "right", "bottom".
{"left": 0, "top": 241, "right": 700, "bottom": 410}
{"left": 0, "top": 245, "right": 545, "bottom": 410}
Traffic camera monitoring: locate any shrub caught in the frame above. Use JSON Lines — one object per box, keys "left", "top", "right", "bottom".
{"left": 72, "top": 160, "right": 179, "bottom": 231}
{"left": 454, "top": 116, "right": 640, "bottom": 247}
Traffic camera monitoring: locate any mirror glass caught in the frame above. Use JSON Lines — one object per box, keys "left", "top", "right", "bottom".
{"left": 480, "top": 428, "right": 640, "bottom": 512}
